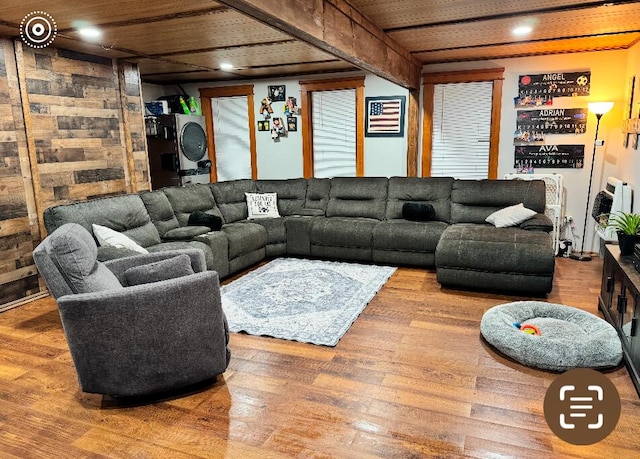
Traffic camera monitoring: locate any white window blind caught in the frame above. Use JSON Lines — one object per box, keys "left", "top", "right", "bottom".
{"left": 312, "top": 89, "right": 356, "bottom": 178}
{"left": 212, "top": 95, "right": 251, "bottom": 181}
{"left": 431, "top": 81, "right": 493, "bottom": 179}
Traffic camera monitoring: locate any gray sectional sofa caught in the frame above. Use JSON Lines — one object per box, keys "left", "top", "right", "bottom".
{"left": 43, "top": 177, "right": 556, "bottom": 294}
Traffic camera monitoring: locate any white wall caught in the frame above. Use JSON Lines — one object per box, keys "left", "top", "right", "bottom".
{"left": 141, "top": 83, "right": 167, "bottom": 102}
{"left": 425, "top": 50, "right": 629, "bottom": 253}
{"left": 619, "top": 41, "right": 640, "bottom": 212}
{"left": 149, "top": 73, "right": 410, "bottom": 179}
{"left": 363, "top": 76, "right": 409, "bottom": 177}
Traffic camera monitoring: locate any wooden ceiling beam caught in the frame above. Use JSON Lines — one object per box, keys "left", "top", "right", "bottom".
{"left": 216, "top": 0, "right": 422, "bottom": 90}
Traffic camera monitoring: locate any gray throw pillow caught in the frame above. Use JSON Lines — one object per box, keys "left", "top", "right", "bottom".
{"left": 124, "top": 254, "right": 195, "bottom": 286}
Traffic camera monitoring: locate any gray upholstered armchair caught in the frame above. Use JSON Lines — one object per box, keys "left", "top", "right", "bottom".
{"left": 33, "top": 223, "right": 230, "bottom": 397}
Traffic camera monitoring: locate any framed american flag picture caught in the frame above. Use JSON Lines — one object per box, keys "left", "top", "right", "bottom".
{"left": 365, "top": 96, "right": 406, "bottom": 137}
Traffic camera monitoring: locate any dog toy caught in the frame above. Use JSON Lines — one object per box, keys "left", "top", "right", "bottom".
{"left": 513, "top": 322, "right": 541, "bottom": 336}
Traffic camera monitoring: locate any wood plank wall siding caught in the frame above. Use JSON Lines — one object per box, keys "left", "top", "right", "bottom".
{"left": 0, "top": 38, "right": 150, "bottom": 309}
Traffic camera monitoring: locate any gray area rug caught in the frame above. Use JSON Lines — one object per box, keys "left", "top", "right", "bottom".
{"left": 220, "top": 258, "right": 396, "bottom": 346}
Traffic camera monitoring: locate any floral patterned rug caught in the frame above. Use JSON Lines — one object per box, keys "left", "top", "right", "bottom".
{"left": 220, "top": 258, "right": 396, "bottom": 346}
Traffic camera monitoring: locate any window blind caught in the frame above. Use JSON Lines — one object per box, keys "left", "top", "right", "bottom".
{"left": 431, "top": 81, "right": 493, "bottom": 179}
{"left": 312, "top": 89, "right": 356, "bottom": 178}
{"left": 212, "top": 95, "right": 251, "bottom": 181}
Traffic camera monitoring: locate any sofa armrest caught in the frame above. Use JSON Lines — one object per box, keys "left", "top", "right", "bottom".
{"left": 103, "top": 248, "right": 207, "bottom": 284}
{"left": 163, "top": 226, "right": 211, "bottom": 241}
{"left": 519, "top": 213, "right": 554, "bottom": 232}
{"left": 56, "top": 271, "right": 229, "bottom": 396}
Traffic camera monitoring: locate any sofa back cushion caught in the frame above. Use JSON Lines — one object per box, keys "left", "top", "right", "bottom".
{"left": 386, "top": 177, "right": 453, "bottom": 222}
{"left": 209, "top": 179, "right": 256, "bottom": 223}
{"left": 255, "top": 179, "right": 307, "bottom": 216}
{"left": 305, "top": 178, "right": 330, "bottom": 212}
{"left": 451, "top": 179, "right": 546, "bottom": 224}
{"left": 326, "top": 177, "right": 388, "bottom": 220}
{"left": 163, "top": 184, "right": 223, "bottom": 226}
{"left": 139, "top": 190, "right": 180, "bottom": 237}
{"left": 43, "top": 194, "right": 161, "bottom": 248}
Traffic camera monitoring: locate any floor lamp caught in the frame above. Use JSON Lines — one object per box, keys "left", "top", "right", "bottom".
{"left": 571, "top": 101, "right": 614, "bottom": 261}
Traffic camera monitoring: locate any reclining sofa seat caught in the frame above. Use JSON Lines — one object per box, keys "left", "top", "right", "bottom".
{"left": 43, "top": 193, "right": 216, "bottom": 269}
{"left": 209, "top": 179, "right": 267, "bottom": 275}
{"left": 144, "top": 185, "right": 230, "bottom": 278}
{"left": 373, "top": 177, "right": 453, "bottom": 266}
{"left": 254, "top": 178, "right": 309, "bottom": 257}
{"left": 435, "top": 179, "right": 555, "bottom": 293}
{"left": 309, "top": 177, "right": 388, "bottom": 261}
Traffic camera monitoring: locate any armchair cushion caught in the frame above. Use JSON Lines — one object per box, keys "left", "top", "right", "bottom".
{"left": 46, "top": 223, "right": 123, "bottom": 294}
{"left": 92, "top": 224, "right": 149, "bottom": 254}
{"left": 124, "top": 253, "right": 195, "bottom": 286}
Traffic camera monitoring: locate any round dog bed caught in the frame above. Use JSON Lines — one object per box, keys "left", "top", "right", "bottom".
{"left": 480, "top": 301, "right": 622, "bottom": 371}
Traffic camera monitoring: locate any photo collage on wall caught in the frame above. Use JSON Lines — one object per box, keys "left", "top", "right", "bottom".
{"left": 513, "top": 71, "right": 590, "bottom": 171}
{"left": 258, "top": 85, "right": 301, "bottom": 142}
{"left": 622, "top": 75, "right": 640, "bottom": 149}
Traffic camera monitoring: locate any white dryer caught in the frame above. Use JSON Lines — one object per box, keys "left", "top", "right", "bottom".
{"left": 174, "top": 114, "right": 210, "bottom": 185}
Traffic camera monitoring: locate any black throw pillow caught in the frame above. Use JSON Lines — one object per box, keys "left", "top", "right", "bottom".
{"left": 402, "top": 202, "right": 436, "bottom": 222}
{"left": 188, "top": 211, "right": 222, "bottom": 231}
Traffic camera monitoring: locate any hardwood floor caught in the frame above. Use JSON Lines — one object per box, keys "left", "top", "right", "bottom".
{"left": 1, "top": 257, "right": 639, "bottom": 458}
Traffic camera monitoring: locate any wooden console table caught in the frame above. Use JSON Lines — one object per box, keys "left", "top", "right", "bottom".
{"left": 599, "top": 244, "right": 640, "bottom": 396}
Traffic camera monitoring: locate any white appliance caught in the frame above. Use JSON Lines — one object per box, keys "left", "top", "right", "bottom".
{"left": 174, "top": 114, "right": 210, "bottom": 185}
{"left": 595, "top": 177, "right": 633, "bottom": 242}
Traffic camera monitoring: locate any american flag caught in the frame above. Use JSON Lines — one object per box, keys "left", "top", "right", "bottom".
{"left": 368, "top": 99, "right": 402, "bottom": 133}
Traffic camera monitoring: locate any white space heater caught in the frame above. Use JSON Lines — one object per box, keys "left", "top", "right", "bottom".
{"left": 594, "top": 177, "right": 632, "bottom": 242}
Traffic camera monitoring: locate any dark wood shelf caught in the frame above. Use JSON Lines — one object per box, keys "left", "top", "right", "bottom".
{"left": 599, "top": 244, "right": 640, "bottom": 397}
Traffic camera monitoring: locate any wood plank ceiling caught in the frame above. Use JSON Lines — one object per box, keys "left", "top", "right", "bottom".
{"left": 0, "top": 0, "right": 639, "bottom": 88}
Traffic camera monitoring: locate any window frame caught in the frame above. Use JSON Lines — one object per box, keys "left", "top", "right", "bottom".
{"left": 199, "top": 85, "right": 257, "bottom": 181}
{"left": 299, "top": 77, "right": 365, "bottom": 178}
{"left": 421, "top": 68, "right": 504, "bottom": 179}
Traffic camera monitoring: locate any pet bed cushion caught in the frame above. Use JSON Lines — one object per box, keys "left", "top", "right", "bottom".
{"left": 480, "top": 301, "right": 622, "bottom": 371}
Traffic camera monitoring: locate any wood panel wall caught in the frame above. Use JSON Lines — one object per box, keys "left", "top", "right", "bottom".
{"left": 0, "top": 40, "right": 40, "bottom": 306}
{"left": 0, "top": 38, "right": 150, "bottom": 309}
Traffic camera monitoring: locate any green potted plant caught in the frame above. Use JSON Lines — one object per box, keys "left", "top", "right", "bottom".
{"left": 607, "top": 212, "right": 640, "bottom": 256}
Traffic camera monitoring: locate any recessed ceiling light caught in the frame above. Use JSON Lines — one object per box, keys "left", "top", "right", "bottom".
{"left": 512, "top": 25, "right": 533, "bottom": 36}
{"left": 220, "top": 62, "right": 234, "bottom": 71}
{"left": 72, "top": 20, "right": 102, "bottom": 40}
{"left": 78, "top": 27, "right": 102, "bottom": 39}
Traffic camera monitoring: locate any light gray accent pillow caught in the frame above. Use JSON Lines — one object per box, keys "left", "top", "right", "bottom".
{"left": 92, "top": 224, "right": 149, "bottom": 253}
{"left": 124, "top": 254, "right": 195, "bottom": 286}
{"left": 485, "top": 203, "right": 537, "bottom": 228}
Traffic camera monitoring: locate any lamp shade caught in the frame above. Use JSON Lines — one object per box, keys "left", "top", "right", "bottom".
{"left": 588, "top": 101, "right": 614, "bottom": 116}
